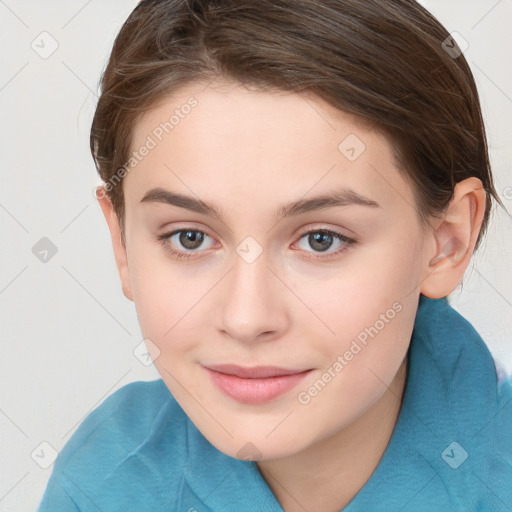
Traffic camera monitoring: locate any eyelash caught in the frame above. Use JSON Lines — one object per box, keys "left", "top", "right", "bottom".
{"left": 156, "top": 227, "right": 356, "bottom": 261}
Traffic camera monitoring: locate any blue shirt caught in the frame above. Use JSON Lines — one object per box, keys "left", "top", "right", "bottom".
{"left": 37, "top": 295, "right": 512, "bottom": 511}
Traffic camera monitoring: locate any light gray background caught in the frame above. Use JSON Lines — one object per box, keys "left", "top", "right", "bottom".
{"left": 0, "top": 1, "right": 510, "bottom": 510}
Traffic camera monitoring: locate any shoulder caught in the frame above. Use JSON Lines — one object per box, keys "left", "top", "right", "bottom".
{"left": 58, "top": 379, "right": 174, "bottom": 451}
{"left": 53, "top": 378, "right": 188, "bottom": 486}
{"left": 37, "top": 379, "right": 192, "bottom": 509}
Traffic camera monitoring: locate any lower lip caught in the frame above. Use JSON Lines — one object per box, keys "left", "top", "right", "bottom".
{"left": 204, "top": 367, "right": 312, "bottom": 404}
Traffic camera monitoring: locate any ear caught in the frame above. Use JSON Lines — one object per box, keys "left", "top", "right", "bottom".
{"left": 420, "top": 177, "right": 487, "bottom": 299}
{"left": 95, "top": 186, "right": 134, "bottom": 302}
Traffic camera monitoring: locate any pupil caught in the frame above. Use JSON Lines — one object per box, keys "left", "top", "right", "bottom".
{"left": 180, "top": 231, "right": 204, "bottom": 249}
{"left": 310, "top": 232, "right": 332, "bottom": 252}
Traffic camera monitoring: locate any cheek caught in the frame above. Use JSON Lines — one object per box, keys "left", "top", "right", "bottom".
{"left": 296, "top": 245, "right": 418, "bottom": 345}
{"left": 128, "top": 248, "right": 189, "bottom": 343}
{"left": 304, "top": 296, "right": 415, "bottom": 419}
{"left": 294, "top": 232, "right": 422, "bottom": 384}
{"left": 338, "top": 296, "right": 416, "bottom": 416}
{"left": 344, "top": 226, "right": 425, "bottom": 304}
{"left": 128, "top": 248, "right": 219, "bottom": 366}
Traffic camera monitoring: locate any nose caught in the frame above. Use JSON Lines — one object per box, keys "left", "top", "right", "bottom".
{"left": 215, "top": 248, "right": 289, "bottom": 344}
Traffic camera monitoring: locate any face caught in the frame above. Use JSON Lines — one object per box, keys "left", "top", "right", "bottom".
{"left": 112, "top": 79, "right": 436, "bottom": 460}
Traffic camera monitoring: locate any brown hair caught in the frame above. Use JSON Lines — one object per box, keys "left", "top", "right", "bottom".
{"left": 90, "top": 0, "right": 504, "bottom": 249}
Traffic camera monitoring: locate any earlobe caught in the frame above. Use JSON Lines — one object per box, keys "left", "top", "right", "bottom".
{"left": 420, "top": 177, "right": 487, "bottom": 299}
{"left": 95, "top": 186, "right": 134, "bottom": 302}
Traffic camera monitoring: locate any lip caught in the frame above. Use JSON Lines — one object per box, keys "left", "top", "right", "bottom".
{"left": 203, "top": 364, "right": 312, "bottom": 404}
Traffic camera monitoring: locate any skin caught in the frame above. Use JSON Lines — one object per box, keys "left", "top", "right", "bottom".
{"left": 97, "top": 79, "right": 486, "bottom": 512}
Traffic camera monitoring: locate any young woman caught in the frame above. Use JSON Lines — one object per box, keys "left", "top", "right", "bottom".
{"left": 37, "top": 1, "right": 512, "bottom": 510}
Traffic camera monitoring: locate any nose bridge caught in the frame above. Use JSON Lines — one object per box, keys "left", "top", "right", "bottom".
{"left": 233, "top": 247, "right": 270, "bottom": 299}
{"left": 216, "top": 242, "right": 285, "bottom": 342}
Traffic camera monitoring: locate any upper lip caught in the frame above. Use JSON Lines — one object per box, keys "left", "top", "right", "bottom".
{"left": 203, "top": 364, "right": 310, "bottom": 379}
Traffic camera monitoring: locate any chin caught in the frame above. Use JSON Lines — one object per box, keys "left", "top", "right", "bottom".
{"left": 204, "top": 427, "right": 306, "bottom": 462}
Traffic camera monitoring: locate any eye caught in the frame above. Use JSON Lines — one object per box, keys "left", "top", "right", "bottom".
{"left": 294, "top": 228, "right": 356, "bottom": 258}
{"left": 156, "top": 228, "right": 215, "bottom": 260}
{"left": 156, "top": 226, "right": 356, "bottom": 261}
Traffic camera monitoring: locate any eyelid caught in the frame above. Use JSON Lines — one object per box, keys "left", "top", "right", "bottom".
{"left": 296, "top": 222, "right": 354, "bottom": 238}
{"left": 296, "top": 221, "right": 358, "bottom": 238}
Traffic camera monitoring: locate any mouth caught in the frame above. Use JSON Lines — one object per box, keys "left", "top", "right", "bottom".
{"left": 202, "top": 364, "right": 313, "bottom": 404}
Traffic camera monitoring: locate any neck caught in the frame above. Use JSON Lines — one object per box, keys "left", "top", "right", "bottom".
{"left": 256, "top": 357, "right": 409, "bottom": 512}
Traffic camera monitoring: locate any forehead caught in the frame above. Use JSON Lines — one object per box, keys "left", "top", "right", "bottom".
{"left": 125, "top": 80, "right": 416, "bottom": 218}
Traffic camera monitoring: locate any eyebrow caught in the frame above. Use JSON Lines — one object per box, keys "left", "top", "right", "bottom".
{"left": 140, "top": 186, "right": 381, "bottom": 221}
